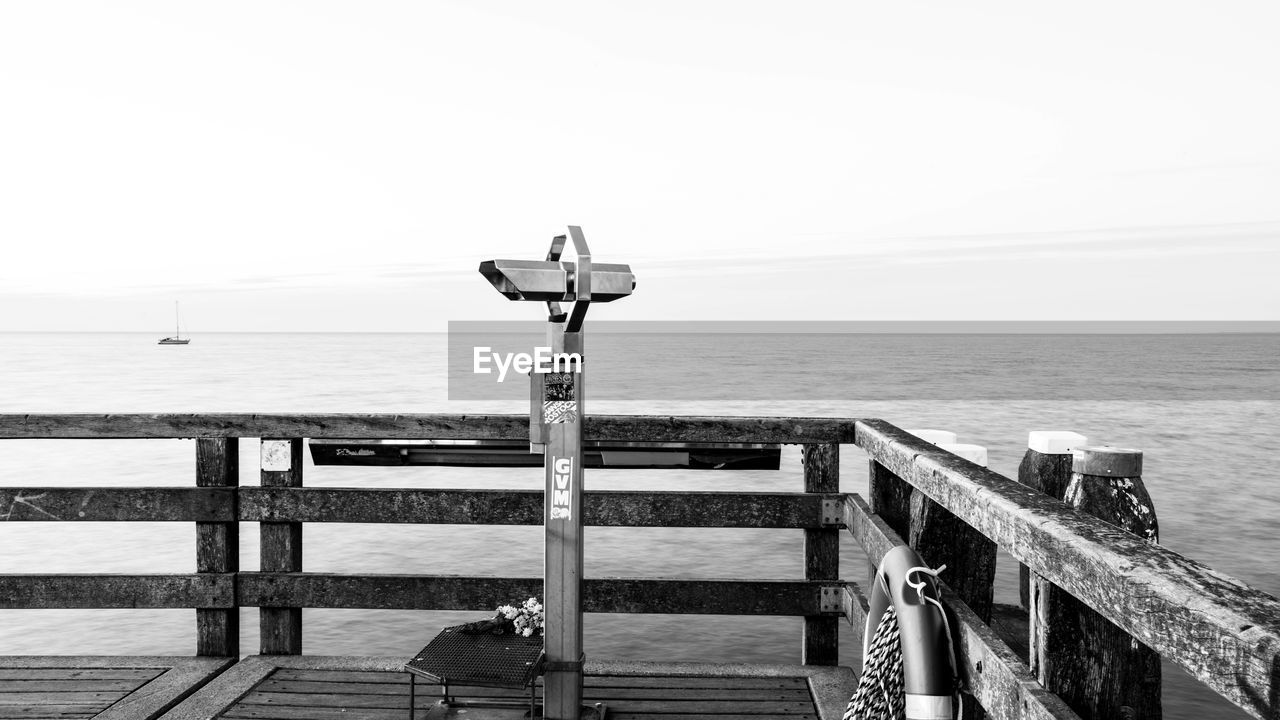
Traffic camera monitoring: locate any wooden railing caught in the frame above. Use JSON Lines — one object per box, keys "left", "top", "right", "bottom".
{"left": 4, "top": 414, "right": 1280, "bottom": 719}
{"left": 851, "top": 419, "right": 1280, "bottom": 720}
{"left": 0, "top": 413, "right": 853, "bottom": 666}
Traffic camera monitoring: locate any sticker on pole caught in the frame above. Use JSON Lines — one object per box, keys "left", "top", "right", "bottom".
{"left": 550, "top": 456, "right": 573, "bottom": 520}
{"left": 543, "top": 402, "right": 577, "bottom": 424}
{"left": 543, "top": 372, "right": 577, "bottom": 424}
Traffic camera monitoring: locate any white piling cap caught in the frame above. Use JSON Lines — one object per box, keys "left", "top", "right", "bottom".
{"left": 938, "top": 443, "right": 988, "bottom": 467}
{"left": 905, "top": 429, "right": 958, "bottom": 445}
{"left": 1027, "top": 431, "right": 1087, "bottom": 455}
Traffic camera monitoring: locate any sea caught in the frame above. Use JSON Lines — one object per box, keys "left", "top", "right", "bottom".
{"left": 2, "top": 331, "right": 1278, "bottom": 720}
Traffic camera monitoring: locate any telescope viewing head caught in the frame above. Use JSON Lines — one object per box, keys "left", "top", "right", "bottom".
{"left": 478, "top": 226, "right": 635, "bottom": 331}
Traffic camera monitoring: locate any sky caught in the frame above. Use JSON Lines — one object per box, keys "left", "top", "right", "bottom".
{"left": 1, "top": 1, "right": 1277, "bottom": 332}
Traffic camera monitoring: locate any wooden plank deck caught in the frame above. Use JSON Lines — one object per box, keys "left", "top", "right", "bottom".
{"left": 0, "top": 657, "right": 234, "bottom": 720}
{"left": 162, "top": 657, "right": 856, "bottom": 720}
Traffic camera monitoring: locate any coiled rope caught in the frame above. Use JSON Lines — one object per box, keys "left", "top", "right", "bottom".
{"left": 843, "top": 604, "right": 906, "bottom": 719}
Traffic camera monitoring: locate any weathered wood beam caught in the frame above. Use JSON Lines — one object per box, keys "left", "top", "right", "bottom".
{"left": 236, "top": 573, "right": 836, "bottom": 616}
{"left": 867, "top": 459, "right": 910, "bottom": 538}
{"left": 855, "top": 419, "right": 1280, "bottom": 720}
{"left": 843, "top": 493, "right": 1083, "bottom": 720}
{"left": 588, "top": 416, "right": 857, "bottom": 444}
{"left": 260, "top": 439, "right": 303, "bottom": 655}
{"left": 160, "top": 655, "right": 282, "bottom": 720}
{"left": 0, "top": 414, "right": 857, "bottom": 443}
{"left": 587, "top": 490, "right": 833, "bottom": 528}
{"left": 237, "top": 487, "right": 832, "bottom": 528}
{"left": 94, "top": 657, "right": 237, "bottom": 720}
{"left": 237, "top": 487, "right": 544, "bottom": 524}
{"left": 843, "top": 495, "right": 898, "bottom": 575}
{"left": 0, "top": 488, "right": 233, "bottom": 522}
{"left": 802, "top": 443, "right": 840, "bottom": 665}
{"left": 196, "top": 438, "right": 239, "bottom": 657}
{"left": 0, "top": 486, "right": 833, "bottom": 527}
{"left": 0, "top": 575, "right": 234, "bottom": 608}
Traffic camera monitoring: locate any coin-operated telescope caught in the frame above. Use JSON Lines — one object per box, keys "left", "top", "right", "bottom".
{"left": 479, "top": 226, "right": 634, "bottom": 720}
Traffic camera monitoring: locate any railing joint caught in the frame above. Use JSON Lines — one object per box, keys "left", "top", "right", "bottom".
{"left": 819, "top": 496, "right": 845, "bottom": 527}
{"left": 818, "top": 585, "right": 844, "bottom": 613}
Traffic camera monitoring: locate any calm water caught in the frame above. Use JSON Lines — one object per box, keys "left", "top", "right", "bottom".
{"left": 2, "top": 332, "right": 1278, "bottom": 719}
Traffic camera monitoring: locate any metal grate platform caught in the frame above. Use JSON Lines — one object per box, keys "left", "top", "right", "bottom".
{"left": 405, "top": 625, "right": 544, "bottom": 688}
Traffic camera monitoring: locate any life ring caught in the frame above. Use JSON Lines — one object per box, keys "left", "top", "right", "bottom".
{"left": 863, "top": 545, "right": 958, "bottom": 720}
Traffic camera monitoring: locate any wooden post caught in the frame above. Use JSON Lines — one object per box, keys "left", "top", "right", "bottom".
{"left": 868, "top": 430, "right": 953, "bottom": 541}
{"left": 1017, "top": 431, "right": 1086, "bottom": 608}
{"left": 908, "top": 443, "right": 997, "bottom": 624}
{"left": 867, "top": 458, "right": 910, "bottom": 538}
{"left": 196, "top": 437, "right": 238, "bottom": 656}
{"left": 1031, "top": 446, "right": 1161, "bottom": 720}
{"left": 260, "top": 438, "right": 303, "bottom": 655}
{"left": 802, "top": 442, "right": 839, "bottom": 665}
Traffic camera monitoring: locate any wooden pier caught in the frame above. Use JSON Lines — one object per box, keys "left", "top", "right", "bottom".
{"left": 2, "top": 414, "right": 1280, "bottom": 719}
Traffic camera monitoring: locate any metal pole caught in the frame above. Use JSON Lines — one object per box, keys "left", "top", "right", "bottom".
{"left": 541, "top": 322, "right": 585, "bottom": 719}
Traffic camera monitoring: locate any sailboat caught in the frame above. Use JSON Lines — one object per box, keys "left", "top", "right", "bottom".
{"left": 158, "top": 302, "right": 191, "bottom": 345}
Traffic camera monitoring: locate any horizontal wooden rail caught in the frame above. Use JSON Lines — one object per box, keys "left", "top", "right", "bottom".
{"left": 238, "top": 573, "right": 838, "bottom": 616}
{"left": 0, "top": 488, "right": 234, "bottom": 522}
{"left": 243, "top": 488, "right": 834, "bottom": 528}
{"left": 239, "top": 487, "right": 544, "bottom": 524}
{"left": 0, "top": 572, "right": 836, "bottom": 617}
{"left": 855, "top": 418, "right": 1280, "bottom": 720}
{"left": 0, "top": 414, "right": 857, "bottom": 443}
{"left": 0, "top": 574, "right": 234, "bottom": 609}
{"left": 843, "top": 494, "right": 1081, "bottom": 720}
{"left": 0, "top": 572, "right": 836, "bottom": 616}
{"left": 1, "top": 487, "right": 837, "bottom": 528}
